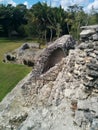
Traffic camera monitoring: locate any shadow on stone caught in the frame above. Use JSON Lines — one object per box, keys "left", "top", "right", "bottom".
{"left": 42, "top": 48, "right": 65, "bottom": 73}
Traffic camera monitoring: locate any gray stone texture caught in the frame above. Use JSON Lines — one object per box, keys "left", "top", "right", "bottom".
{"left": 80, "top": 25, "right": 98, "bottom": 41}
{"left": 0, "top": 35, "right": 98, "bottom": 130}
{"left": 4, "top": 43, "right": 41, "bottom": 67}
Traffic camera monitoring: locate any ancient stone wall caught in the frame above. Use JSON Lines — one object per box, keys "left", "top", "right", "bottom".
{"left": 0, "top": 35, "right": 98, "bottom": 130}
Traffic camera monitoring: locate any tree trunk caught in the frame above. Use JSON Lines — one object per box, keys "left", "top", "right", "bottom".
{"left": 50, "top": 28, "right": 53, "bottom": 42}
{"left": 67, "top": 23, "right": 70, "bottom": 34}
{"left": 45, "top": 30, "right": 47, "bottom": 45}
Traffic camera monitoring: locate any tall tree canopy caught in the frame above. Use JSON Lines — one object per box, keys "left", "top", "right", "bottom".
{"left": 0, "top": 2, "right": 98, "bottom": 41}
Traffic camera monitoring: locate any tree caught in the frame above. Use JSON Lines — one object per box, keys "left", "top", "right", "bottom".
{"left": 0, "top": 4, "right": 27, "bottom": 38}
{"left": 0, "top": 4, "right": 14, "bottom": 37}
{"left": 66, "top": 4, "right": 87, "bottom": 39}
{"left": 0, "top": 2, "right": 91, "bottom": 41}
{"left": 87, "top": 6, "right": 98, "bottom": 25}
{"left": 12, "top": 4, "right": 27, "bottom": 37}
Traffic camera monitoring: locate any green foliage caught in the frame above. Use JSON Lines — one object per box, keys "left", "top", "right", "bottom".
{"left": 87, "top": 7, "right": 98, "bottom": 25}
{"left": 0, "top": 39, "right": 31, "bottom": 101}
{"left": 0, "top": 3, "right": 98, "bottom": 41}
{"left": 0, "top": 4, "right": 27, "bottom": 37}
{"left": 66, "top": 4, "right": 88, "bottom": 39}
{"left": 0, "top": 3, "right": 68, "bottom": 41}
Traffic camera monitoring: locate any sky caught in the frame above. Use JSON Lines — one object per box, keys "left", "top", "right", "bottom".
{"left": 0, "top": 0, "right": 98, "bottom": 12}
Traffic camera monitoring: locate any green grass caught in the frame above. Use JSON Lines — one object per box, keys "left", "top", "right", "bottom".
{"left": 0, "top": 38, "right": 32, "bottom": 101}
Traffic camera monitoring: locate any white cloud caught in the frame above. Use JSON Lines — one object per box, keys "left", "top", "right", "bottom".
{"left": 0, "top": 0, "right": 3, "bottom": 2}
{"left": 73, "top": 0, "right": 89, "bottom": 5}
{"left": 0, "top": 0, "right": 16, "bottom": 6}
{"left": 24, "top": 1, "right": 29, "bottom": 8}
{"left": 50, "top": 0, "right": 60, "bottom": 7}
{"left": 48, "top": 0, "right": 89, "bottom": 10}
{"left": 49, "top": 0, "right": 98, "bottom": 12}
{"left": 86, "top": 0, "right": 98, "bottom": 12}
{"left": 7, "top": 0, "right": 16, "bottom": 6}
{"left": 60, "top": 0, "right": 72, "bottom": 10}
{"left": 60, "top": 0, "right": 90, "bottom": 10}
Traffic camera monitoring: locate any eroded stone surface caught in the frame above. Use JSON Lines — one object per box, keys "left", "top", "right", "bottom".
{"left": 80, "top": 25, "right": 98, "bottom": 41}
{"left": 4, "top": 43, "right": 41, "bottom": 67}
{"left": 0, "top": 35, "right": 98, "bottom": 130}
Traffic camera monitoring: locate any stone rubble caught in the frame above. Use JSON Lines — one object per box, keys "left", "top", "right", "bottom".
{"left": 0, "top": 35, "right": 98, "bottom": 130}
{"left": 80, "top": 25, "right": 98, "bottom": 41}
{"left": 4, "top": 43, "right": 41, "bottom": 67}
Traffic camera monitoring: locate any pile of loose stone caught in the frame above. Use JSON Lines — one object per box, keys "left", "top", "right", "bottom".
{"left": 4, "top": 43, "right": 41, "bottom": 66}
{"left": 0, "top": 35, "right": 98, "bottom": 130}
{"left": 80, "top": 25, "right": 98, "bottom": 41}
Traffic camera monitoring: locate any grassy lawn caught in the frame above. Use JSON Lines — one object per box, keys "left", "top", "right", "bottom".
{"left": 0, "top": 38, "right": 32, "bottom": 101}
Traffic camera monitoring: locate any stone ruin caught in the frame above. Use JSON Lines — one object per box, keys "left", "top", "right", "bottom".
{"left": 3, "top": 42, "right": 41, "bottom": 67}
{"left": 33, "top": 35, "right": 75, "bottom": 77}
{"left": 80, "top": 25, "right": 98, "bottom": 41}
{"left": 0, "top": 34, "right": 98, "bottom": 130}
{"left": 3, "top": 35, "right": 75, "bottom": 71}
